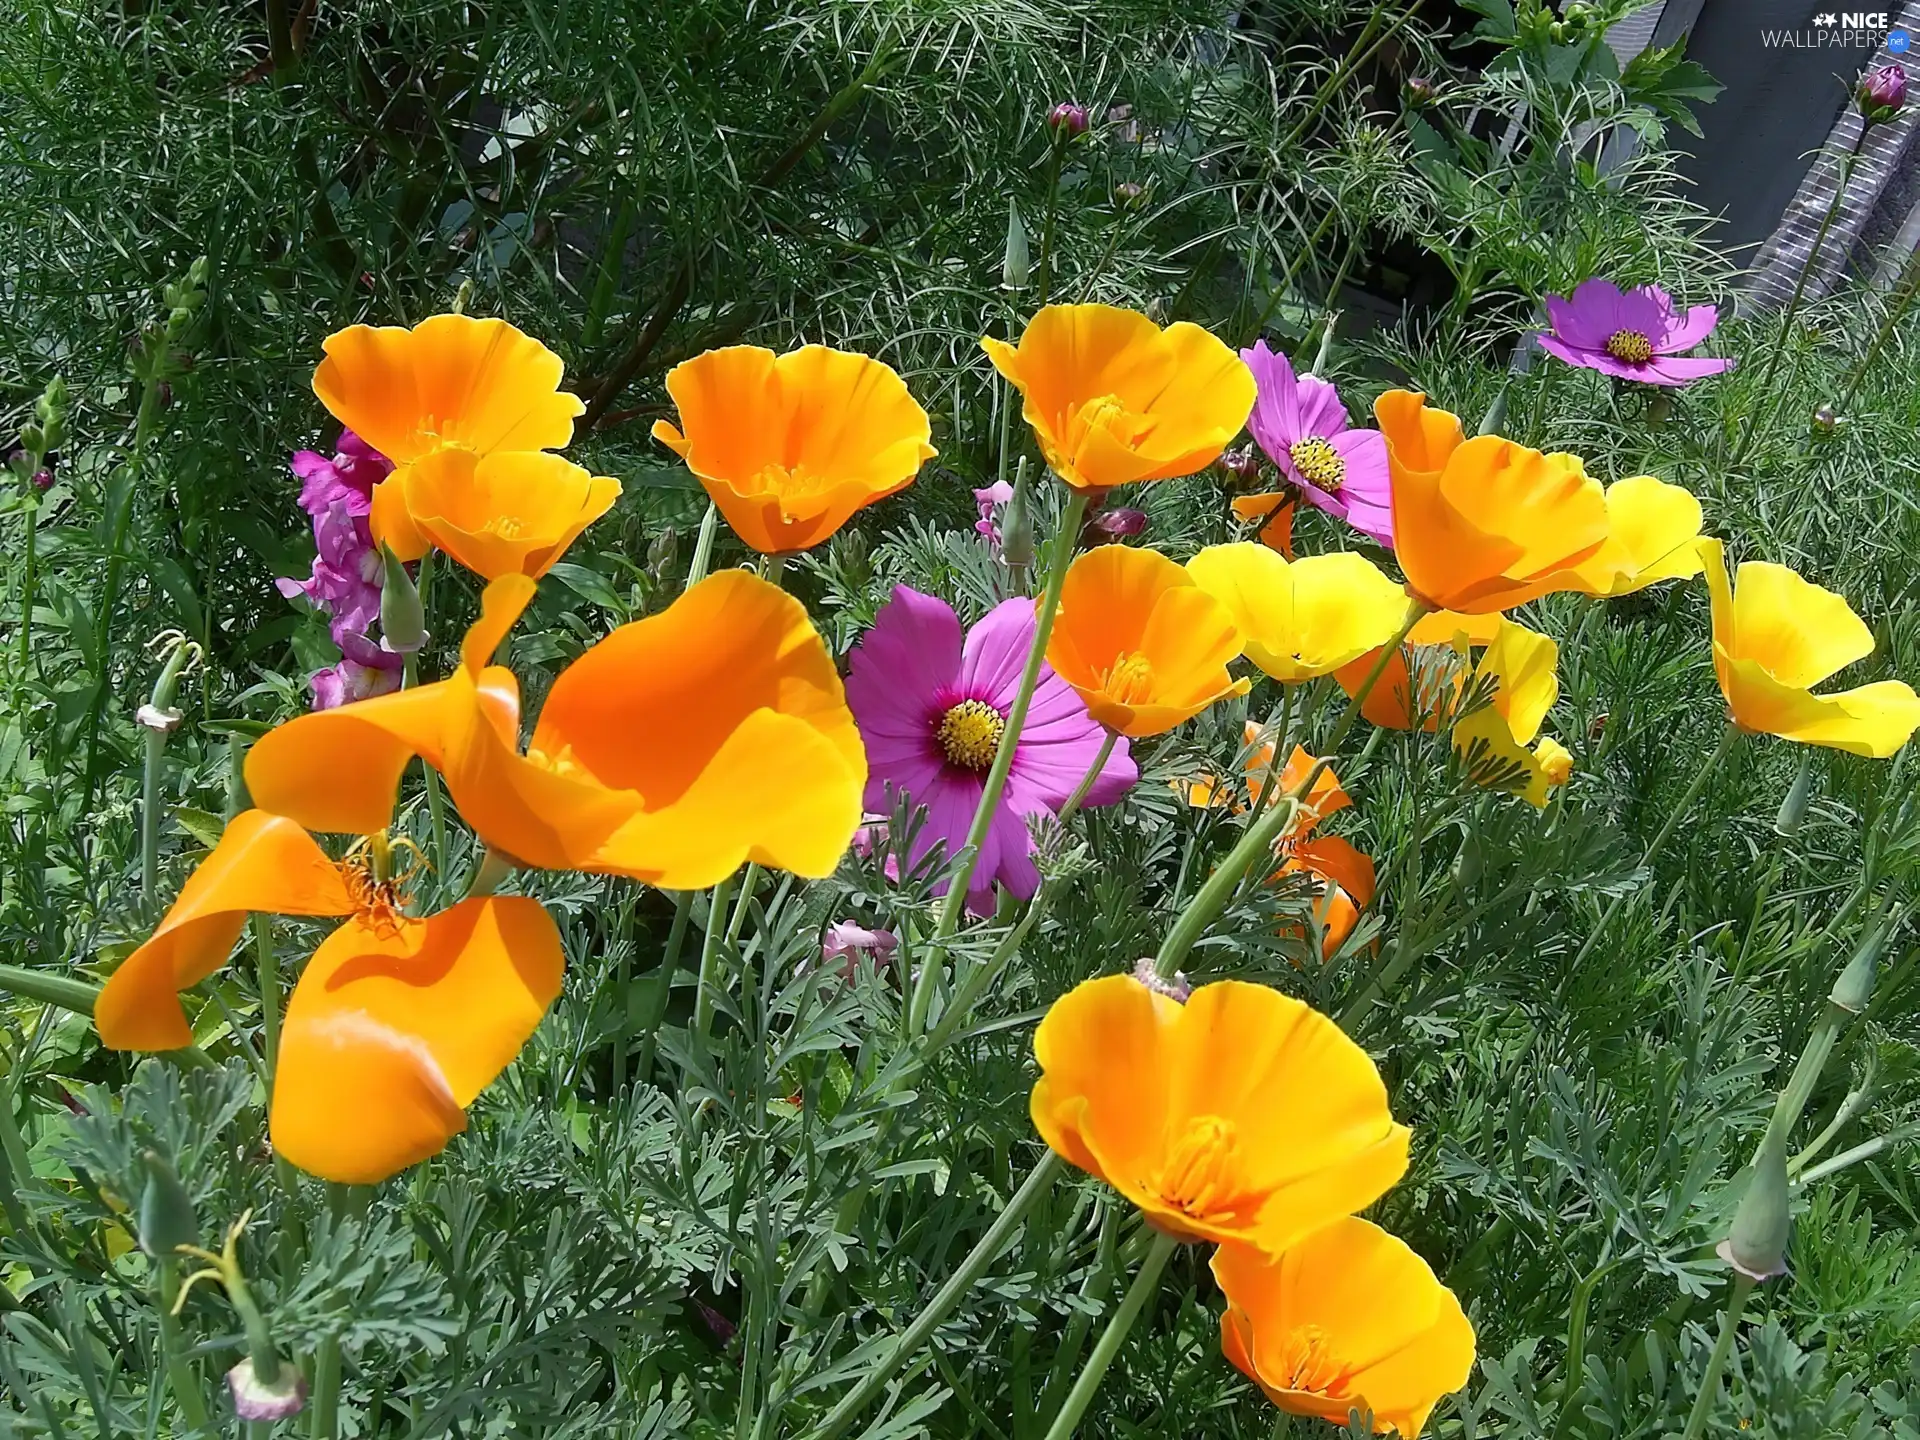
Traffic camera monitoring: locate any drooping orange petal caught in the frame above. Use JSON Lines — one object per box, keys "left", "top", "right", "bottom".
{"left": 1274, "top": 745, "right": 1348, "bottom": 823}
{"left": 245, "top": 684, "right": 456, "bottom": 837}
{"left": 313, "top": 315, "right": 584, "bottom": 466}
{"left": 95, "top": 812, "right": 357, "bottom": 1051}
{"left": 270, "top": 896, "right": 563, "bottom": 1184}
{"left": 1292, "top": 834, "right": 1375, "bottom": 908}
{"left": 1232, "top": 493, "right": 1296, "bottom": 558}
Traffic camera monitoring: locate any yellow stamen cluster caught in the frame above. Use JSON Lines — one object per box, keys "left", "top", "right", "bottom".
{"left": 1604, "top": 329, "right": 1655, "bottom": 364}
{"left": 937, "top": 698, "right": 1006, "bottom": 770}
{"left": 1288, "top": 436, "right": 1345, "bottom": 493}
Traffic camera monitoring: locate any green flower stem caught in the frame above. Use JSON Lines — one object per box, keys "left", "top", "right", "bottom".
{"left": 0, "top": 1057, "right": 35, "bottom": 1238}
{"left": 1759, "top": 998, "right": 1850, "bottom": 1161}
{"left": 1154, "top": 605, "right": 1425, "bottom": 981}
{"left": 1037, "top": 1230, "right": 1178, "bottom": 1440}
{"left": 1679, "top": 1272, "right": 1755, "bottom": 1440}
{"left": 1059, "top": 731, "right": 1117, "bottom": 823}
{"left": 1566, "top": 722, "right": 1741, "bottom": 977}
{"left": 803, "top": 1152, "right": 1063, "bottom": 1440}
{"left": 462, "top": 847, "right": 517, "bottom": 900}
{"left": 688, "top": 501, "right": 721, "bottom": 587}
{"left": 252, "top": 917, "right": 282, "bottom": 1085}
{"left": 1840, "top": 246, "right": 1920, "bottom": 412}
{"left": 631, "top": 891, "right": 694, "bottom": 1085}
{"left": 157, "top": 1257, "right": 213, "bottom": 1434}
{"left": 691, "top": 874, "right": 740, "bottom": 1044}
{"left": 1791, "top": 1061, "right": 1877, "bottom": 1175}
{"left": 1033, "top": 136, "right": 1069, "bottom": 308}
{"left": 937, "top": 489, "right": 1087, "bottom": 926}
{"left": 0, "top": 963, "right": 100, "bottom": 1015}
{"left": 1794, "top": 1122, "right": 1920, "bottom": 1187}
{"left": 1730, "top": 137, "right": 1863, "bottom": 469}
{"left": 140, "top": 638, "right": 196, "bottom": 904}
{"left": 15, "top": 480, "right": 39, "bottom": 710}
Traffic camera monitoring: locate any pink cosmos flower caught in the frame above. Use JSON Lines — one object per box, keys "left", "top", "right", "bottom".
{"left": 1538, "top": 278, "right": 1732, "bottom": 388}
{"left": 845, "top": 587, "right": 1136, "bottom": 913}
{"left": 1241, "top": 341, "right": 1393, "bottom": 548}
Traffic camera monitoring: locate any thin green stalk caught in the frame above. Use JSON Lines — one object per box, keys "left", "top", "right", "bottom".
{"left": 691, "top": 875, "right": 739, "bottom": 1043}
{"left": 1154, "top": 607, "right": 1424, "bottom": 981}
{"left": 1038, "top": 1231, "right": 1178, "bottom": 1440}
{"left": 1839, "top": 246, "right": 1920, "bottom": 412}
{"left": 15, "top": 482, "right": 38, "bottom": 709}
{"left": 1059, "top": 730, "right": 1117, "bottom": 824}
{"left": 1341, "top": 794, "right": 1429, "bottom": 1025}
{"left": 632, "top": 891, "right": 695, "bottom": 1084}
{"left": 139, "top": 638, "right": 195, "bottom": 905}
{"left": 1729, "top": 137, "right": 1863, "bottom": 469}
{"left": 1033, "top": 138, "right": 1069, "bottom": 308}
{"left": 0, "top": 1064, "right": 34, "bottom": 1238}
{"left": 0, "top": 963, "right": 101, "bottom": 1015}
{"left": 1566, "top": 722, "right": 1741, "bottom": 975}
{"left": 688, "top": 502, "right": 720, "bottom": 587}
{"left": 1795, "top": 1123, "right": 1920, "bottom": 1186}
{"left": 1679, "top": 1273, "right": 1755, "bottom": 1440}
{"left": 1759, "top": 1000, "right": 1848, "bottom": 1160}
{"left": 928, "top": 490, "right": 1089, "bottom": 948}
{"left": 803, "top": 1153, "right": 1063, "bottom": 1440}
{"left": 157, "top": 1258, "right": 213, "bottom": 1434}
{"left": 252, "top": 917, "right": 281, "bottom": 1082}
{"left": 1276, "top": 1, "right": 1424, "bottom": 153}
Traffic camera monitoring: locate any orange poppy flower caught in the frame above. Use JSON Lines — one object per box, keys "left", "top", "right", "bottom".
{"left": 1231, "top": 493, "right": 1296, "bottom": 558}
{"left": 983, "top": 305, "right": 1256, "bottom": 491}
{"left": 246, "top": 571, "right": 867, "bottom": 889}
{"left": 1047, "top": 545, "right": 1249, "bottom": 737}
{"left": 314, "top": 315, "right": 585, "bottom": 468}
{"left": 651, "top": 344, "right": 936, "bottom": 554}
{"left": 1373, "top": 391, "right": 1608, "bottom": 613}
{"left": 1702, "top": 539, "right": 1920, "bottom": 756}
{"left": 370, "top": 448, "right": 621, "bottom": 581}
{"left": 1213, "top": 1219, "right": 1476, "bottom": 1439}
{"left": 1030, "top": 975, "right": 1409, "bottom": 1254}
{"left": 93, "top": 811, "right": 562, "bottom": 1184}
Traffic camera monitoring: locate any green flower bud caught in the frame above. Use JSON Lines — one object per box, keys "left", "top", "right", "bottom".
{"left": 1476, "top": 384, "right": 1509, "bottom": 437}
{"left": 1719, "top": 1138, "right": 1790, "bottom": 1281}
{"left": 137, "top": 1150, "right": 199, "bottom": 1258}
{"left": 1774, "top": 754, "right": 1814, "bottom": 838}
{"left": 379, "top": 543, "right": 428, "bottom": 656}
{"left": 1001, "top": 462, "right": 1036, "bottom": 571}
{"left": 1003, "top": 198, "right": 1030, "bottom": 292}
{"left": 1830, "top": 920, "right": 1889, "bottom": 1014}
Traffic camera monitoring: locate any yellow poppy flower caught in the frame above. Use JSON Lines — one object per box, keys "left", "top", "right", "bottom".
{"left": 1213, "top": 1218, "right": 1476, "bottom": 1439}
{"left": 1701, "top": 539, "right": 1920, "bottom": 756}
{"left": 652, "top": 344, "right": 935, "bottom": 554}
{"left": 1374, "top": 391, "right": 1608, "bottom": 613}
{"left": 1557, "top": 474, "right": 1705, "bottom": 598}
{"left": 982, "top": 304, "right": 1255, "bottom": 491}
{"left": 1449, "top": 621, "right": 1574, "bottom": 808}
{"left": 314, "top": 315, "right": 584, "bottom": 467}
{"left": 1047, "top": 545, "right": 1249, "bottom": 737}
{"left": 371, "top": 449, "right": 621, "bottom": 581}
{"left": 93, "top": 811, "right": 562, "bottom": 1184}
{"left": 1030, "top": 975, "right": 1409, "bottom": 1254}
{"left": 1186, "top": 542, "right": 1411, "bottom": 683}
{"left": 246, "top": 572, "right": 867, "bottom": 888}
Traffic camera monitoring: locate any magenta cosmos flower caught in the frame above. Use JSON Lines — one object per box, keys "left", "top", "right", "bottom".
{"left": 846, "top": 587, "right": 1136, "bottom": 912}
{"left": 1241, "top": 341, "right": 1393, "bottom": 547}
{"left": 1539, "top": 278, "right": 1732, "bottom": 387}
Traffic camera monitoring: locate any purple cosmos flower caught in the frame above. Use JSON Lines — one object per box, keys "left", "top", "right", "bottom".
{"left": 278, "top": 430, "right": 403, "bottom": 710}
{"left": 1538, "top": 278, "right": 1732, "bottom": 388}
{"left": 1241, "top": 341, "right": 1393, "bottom": 548}
{"left": 846, "top": 587, "right": 1136, "bottom": 913}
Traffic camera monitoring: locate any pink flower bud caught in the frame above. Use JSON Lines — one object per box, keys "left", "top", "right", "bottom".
{"left": 1860, "top": 64, "right": 1907, "bottom": 123}
{"left": 31, "top": 468, "right": 53, "bottom": 492}
{"left": 1217, "top": 444, "right": 1263, "bottom": 485}
{"left": 1090, "top": 507, "right": 1147, "bottom": 539}
{"left": 1047, "top": 102, "right": 1090, "bottom": 138}
{"left": 818, "top": 921, "right": 899, "bottom": 980}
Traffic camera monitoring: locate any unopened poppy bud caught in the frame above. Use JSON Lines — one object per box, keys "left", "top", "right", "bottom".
{"left": 34, "top": 376, "right": 67, "bottom": 453}
{"left": 1775, "top": 753, "right": 1814, "bottom": 837}
{"left": 1830, "top": 920, "right": 1888, "bottom": 1014}
{"left": 379, "top": 543, "right": 427, "bottom": 655}
{"left": 1001, "top": 465, "right": 1037, "bottom": 570}
{"left": 1476, "top": 384, "right": 1509, "bottom": 437}
{"left": 227, "top": 1358, "right": 308, "bottom": 1421}
{"left": 1405, "top": 75, "right": 1438, "bottom": 106}
{"left": 1451, "top": 830, "right": 1482, "bottom": 888}
{"left": 1811, "top": 404, "right": 1838, "bottom": 438}
{"left": 646, "top": 524, "right": 679, "bottom": 579}
{"left": 1003, "top": 197, "right": 1031, "bottom": 291}
{"left": 137, "top": 1150, "right": 198, "bottom": 1258}
{"left": 1718, "top": 1139, "right": 1790, "bottom": 1281}
{"left": 1113, "top": 181, "right": 1147, "bottom": 210}
{"left": 1090, "top": 507, "right": 1147, "bottom": 539}
{"left": 1144, "top": 296, "right": 1170, "bottom": 325}
{"left": 1131, "top": 956, "right": 1190, "bottom": 1002}
{"left": 1047, "top": 101, "right": 1090, "bottom": 139}
{"left": 1859, "top": 64, "right": 1907, "bottom": 124}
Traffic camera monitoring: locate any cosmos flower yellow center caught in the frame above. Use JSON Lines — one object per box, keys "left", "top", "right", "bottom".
{"left": 937, "top": 698, "right": 1006, "bottom": 770}
{"left": 1288, "top": 436, "right": 1345, "bottom": 492}
{"left": 1097, "top": 652, "right": 1158, "bottom": 705}
{"left": 1604, "top": 329, "right": 1655, "bottom": 364}
{"left": 1153, "top": 1113, "right": 1243, "bottom": 1215}
{"left": 1276, "top": 1324, "right": 1354, "bottom": 1394}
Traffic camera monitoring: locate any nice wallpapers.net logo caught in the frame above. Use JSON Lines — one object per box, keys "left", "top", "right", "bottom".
{"left": 1763, "top": 10, "right": 1912, "bottom": 47}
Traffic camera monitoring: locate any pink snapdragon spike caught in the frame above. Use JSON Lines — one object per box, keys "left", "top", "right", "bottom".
{"left": 1538, "top": 278, "right": 1733, "bottom": 388}
{"left": 277, "top": 429, "right": 403, "bottom": 710}
{"left": 1241, "top": 341, "right": 1393, "bottom": 548}
{"left": 973, "top": 481, "right": 1014, "bottom": 547}
{"left": 845, "top": 587, "right": 1136, "bottom": 914}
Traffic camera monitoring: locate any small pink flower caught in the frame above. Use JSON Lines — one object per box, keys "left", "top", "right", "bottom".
{"left": 1538, "top": 277, "right": 1732, "bottom": 388}
{"left": 1860, "top": 64, "right": 1907, "bottom": 123}
{"left": 819, "top": 921, "right": 899, "bottom": 979}
{"left": 1089, "top": 507, "right": 1147, "bottom": 539}
{"left": 1242, "top": 341, "right": 1393, "bottom": 547}
{"left": 973, "top": 481, "right": 1014, "bottom": 547}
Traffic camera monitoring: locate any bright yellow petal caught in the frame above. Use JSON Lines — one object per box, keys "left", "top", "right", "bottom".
{"left": 1475, "top": 621, "right": 1558, "bottom": 746}
{"left": 1187, "top": 542, "right": 1305, "bottom": 681}
{"left": 1288, "top": 553, "right": 1415, "bottom": 677}
{"left": 313, "top": 315, "right": 583, "bottom": 465}
{"left": 1718, "top": 659, "right": 1920, "bottom": 756}
{"left": 95, "top": 812, "right": 357, "bottom": 1051}
{"left": 1407, "top": 610, "right": 1502, "bottom": 649}
{"left": 1564, "top": 475, "right": 1704, "bottom": 597}
{"left": 1452, "top": 707, "right": 1568, "bottom": 807}
{"left": 270, "top": 896, "right": 563, "bottom": 1184}
{"left": 1728, "top": 560, "right": 1875, "bottom": 689}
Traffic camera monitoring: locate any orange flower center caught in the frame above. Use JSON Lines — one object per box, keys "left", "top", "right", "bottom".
{"left": 1288, "top": 436, "right": 1345, "bottom": 493}
{"left": 1604, "top": 329, "right": 1655, "bottom": 364}
{"left": 1275, "top": 1324, "right": 1355, "bottom": 1395}
{"left": 526, "top": 740, "right": 587, "bottom": 778}
{"left": 339, "top": 855, "right": 410, "bottom": 939}
{"left": 1152, "top": 1114, "right": 1245, "bottom": 1217}
{"left": 1097, "top": 652, "right": 1158, "bottom": 705}
{"left": 937, "top": 699, "right": 1006, "bottom": 770}
{"left": 1068, "top": 394, "right": 1156, "bottom": 456}
{"left": 743, "top": 461, "right": 836, "bottom": 500}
